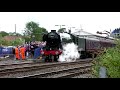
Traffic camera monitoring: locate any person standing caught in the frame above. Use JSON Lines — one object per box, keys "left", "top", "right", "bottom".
{"left": 20, "top": 45, "right": 26, "bottom": 60}
{"left": 33, "top": 44, "right": 40, "bottom": 59}
{"left": 24, "top": 42, "right": 29, "bottom": 59}
{"left": 15, "top": 46, "right": 20, "bottom": 60}
{"left": 30, "top": 43, "right": 34, "bottom": 58}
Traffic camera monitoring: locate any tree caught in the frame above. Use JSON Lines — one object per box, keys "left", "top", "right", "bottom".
{"left": 0, "top": 31, "right": 9, "bottom": 37}
{"left": 33, "top": 27, "right": 48, "bottom": 41}
{"left": 23, "top": 21, "right": 48, "bottom": 42}
{"left": 111, "top": 28, "right": 120, "bottom": 38}
{"left": 24, "top": 21, "right": 39, "bottom": 38}
{"left": 10, "top": 38, "right": 25, "bottom": 46}
{"left": 0, "top": 36, "right": 24, "bottom": 46}
{"left": 57, "top": 28, "right": 65, "bottom": 33}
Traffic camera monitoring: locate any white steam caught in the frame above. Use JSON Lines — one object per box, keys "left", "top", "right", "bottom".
{"left": 59, "top": 33, "right": 71, "bottom": 40}
{"left": 58, "top": 32, "right": 80, "bottom": 62}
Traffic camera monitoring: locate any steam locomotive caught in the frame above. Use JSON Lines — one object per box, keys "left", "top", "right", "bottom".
{"left": 41, "top": 30, "right": 116, "bottom": 62}
{"left": 40, "top": 30, "right": 63, "bottom": 62}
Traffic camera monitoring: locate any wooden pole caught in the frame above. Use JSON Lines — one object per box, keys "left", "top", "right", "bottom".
{"left": 15, "top": 24, "right": 16, "bottom": 34}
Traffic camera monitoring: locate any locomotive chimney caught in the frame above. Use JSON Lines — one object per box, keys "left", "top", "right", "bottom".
{"left": 69, "top": 30, "right": 71, "bottom": 34}
{"left": 51, "top": 30, "right": 56, "bottom": 32}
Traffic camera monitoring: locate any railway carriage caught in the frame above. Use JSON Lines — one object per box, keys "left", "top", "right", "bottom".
{"left": 68, "top": 33, "right": 115, "bottom": 59}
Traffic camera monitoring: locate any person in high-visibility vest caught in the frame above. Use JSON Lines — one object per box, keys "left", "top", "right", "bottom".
{"left": 15, "top": 46, "right": 20, "bottom": 60}
{"left": 20, "top": 46, "right": 26, "bottom": 60}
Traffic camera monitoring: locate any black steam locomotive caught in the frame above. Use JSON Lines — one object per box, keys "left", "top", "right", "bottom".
{"left": 40, "top": 30, "right": 62, "bottom": 62}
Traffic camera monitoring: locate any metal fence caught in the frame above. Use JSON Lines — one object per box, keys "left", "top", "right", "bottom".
{"left": 0, "top": 47, "right": 14, "bottom": 58}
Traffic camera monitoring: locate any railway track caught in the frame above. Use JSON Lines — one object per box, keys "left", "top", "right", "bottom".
{"left": 19, "top": 64, "right": 92, "bottom": 78}
{"left": 0, "top": 59, "right": 42, "bottom": 67}
{"left": 0, "top": 59, "right": 93, "bottom": 78}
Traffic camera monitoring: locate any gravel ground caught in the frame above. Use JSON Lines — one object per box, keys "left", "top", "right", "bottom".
{"left": 72, "top": 73, "right": 94, "bottom": 78}
{"left": 0, "top": 63, "right": 92, "bottom": 78}
{"left": 0, "top": 58, "right": 93, "bottom": 78}
{"left": 45, "top": 68, "right": 91, "bottom": 78}
{"left": 0, "top": 59, "right": 92, "bottom": 70}
{"left": 0, "top": 58, "right": 92, "bottom": 65}
{"left": 0, "top": 60, "right": 75, "bottom": 70}
{"left": 0, "top": 62, "right": 42, "bottom": 71}
{"left": 0, "top": 59, "right": 34, "bottom": 65}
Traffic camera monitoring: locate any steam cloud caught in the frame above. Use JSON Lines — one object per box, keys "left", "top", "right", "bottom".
{"left": 58, "top": 33, "right": 80, "bottom": 62}
{"left": 59, "top": 33, "right": 71, "bottom": 40}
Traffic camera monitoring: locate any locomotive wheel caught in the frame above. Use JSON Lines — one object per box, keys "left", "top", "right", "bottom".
{"left": 80, "top": 51, "right": 87, "bottom": 59}
{"left": 54, "top": 55, "right": 59, "bottom": 62}
{"left": 54, "top": 56, "right": 57, "bottom": 62}
{"left": 44, "top": 56, "right": 49, "bottom": 62}
{"left": 48, "top": 55, "right": 52, "bottom": 62}
{"left": 44, "top": 57, "right": 47, "bottom": 62}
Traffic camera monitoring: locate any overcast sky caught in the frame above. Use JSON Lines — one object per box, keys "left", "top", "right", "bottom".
{"left": 0, "top": 12, "right": 120, "bottom": 35}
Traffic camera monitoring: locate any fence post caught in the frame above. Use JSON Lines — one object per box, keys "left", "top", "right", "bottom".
{"left": 92, "top": 53, "right": 94, "bottom": 60}
{"left": 99, "top": 66, "right": 107, "bottom": 78}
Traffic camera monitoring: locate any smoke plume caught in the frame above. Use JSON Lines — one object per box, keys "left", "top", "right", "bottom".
{"left": 58, "top": 32, "right": 80, "bottom": 62}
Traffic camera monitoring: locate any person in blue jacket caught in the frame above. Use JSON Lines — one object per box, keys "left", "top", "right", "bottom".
{"left": 33, "top": 44, "right": 41, "bottom": 59}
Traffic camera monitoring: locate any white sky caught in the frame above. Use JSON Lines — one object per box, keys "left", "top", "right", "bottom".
{"left": 0, "top": 12, "right": 120, "bottom": 35}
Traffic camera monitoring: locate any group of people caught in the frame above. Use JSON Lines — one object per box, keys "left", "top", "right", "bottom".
{"left": 14, "top": 41, "right": 46, "bottom": 60}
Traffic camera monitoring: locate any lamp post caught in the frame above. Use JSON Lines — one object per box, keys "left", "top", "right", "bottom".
{"left": 68, "top": 27, "right": 75, "bottom": 30}
{"left": 55, "top": 25, "right": 66, "bottom": 29}
{"left": 55, "top": 25, "right": 66, "bottom": 33}
{"left": 68, "top": 27, "right": 75, "bottom": 33}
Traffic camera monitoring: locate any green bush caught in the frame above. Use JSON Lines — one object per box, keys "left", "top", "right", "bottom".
{"left": 92, "top": 40, "right": 120, "bottom": 78}
{"left": 0, "top": 38, "right": 25, "bottom": 46}
{"left": 10, "top": 38, "right": 25, "bottom": 46}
